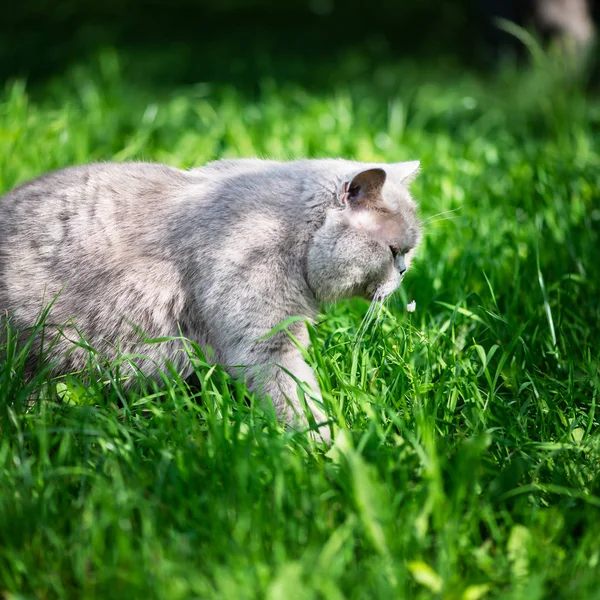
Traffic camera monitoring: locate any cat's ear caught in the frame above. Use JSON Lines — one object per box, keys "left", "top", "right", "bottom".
{"left": 338, "top": 168, "right": 386, "bottom": 207}
{"left": 385, "top": 160, "right": 420, "bottom": 184}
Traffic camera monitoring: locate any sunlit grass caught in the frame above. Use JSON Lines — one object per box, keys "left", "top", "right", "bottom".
{"left": 1, "top": 49, "right": 599, "bottom": 598}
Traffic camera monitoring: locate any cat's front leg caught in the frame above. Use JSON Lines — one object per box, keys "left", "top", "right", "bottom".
{"left": 238, "top": 341, "right": 332, "bottom": 444}
{"left": 264, "top": 351, "right": 332, "bottom": 444}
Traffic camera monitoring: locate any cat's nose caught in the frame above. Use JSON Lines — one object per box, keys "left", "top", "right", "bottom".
{"left": 396, "top": 254, "right": 407, "bottom": 276}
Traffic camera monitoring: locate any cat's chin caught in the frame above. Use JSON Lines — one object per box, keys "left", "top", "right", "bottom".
{"left": 370, "top": 273, "right": 402, "bottom": 300}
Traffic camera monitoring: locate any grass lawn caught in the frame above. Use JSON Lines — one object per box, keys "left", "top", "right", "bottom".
{"left": 1, "top": 47, "right": 599, "bottom": 599}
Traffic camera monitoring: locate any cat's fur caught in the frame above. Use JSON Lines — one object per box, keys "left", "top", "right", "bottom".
{"left": 0, "top": 158, "right": 422, "bottom": 441}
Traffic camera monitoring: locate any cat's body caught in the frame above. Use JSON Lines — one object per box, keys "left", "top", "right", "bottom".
{"left": 0, "top": 158, "right": 421, "bottom": 441}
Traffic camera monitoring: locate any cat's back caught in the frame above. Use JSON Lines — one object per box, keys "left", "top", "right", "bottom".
{"left": 0, "top": 161, "right": 190, "bottom": 260}
{"left": 0, "top": 162, "right": 192, "bottom": 315}
{"left": 1, "top": 161, "right": 188, "bottom": 220}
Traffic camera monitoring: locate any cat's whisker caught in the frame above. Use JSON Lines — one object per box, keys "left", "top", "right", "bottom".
{"left": 355, "top": 302, "right": 375, "bottom": 337}
{"left": 355, "top": 298, "right": 378, "bottom": 344}
{"left": 371, "top": 294, "right": 388, "bottom": 330}
{"left": 354, "top": 289, "right": 387, "bottom": 348}
{"left": 375, "top": 295, "right": 387, "bottom": 324}
{"left": 424, "top": 215, "right": 464, "bottom": 225}
{"left": 423, "top": 207, "right": 463, "bottom": 224}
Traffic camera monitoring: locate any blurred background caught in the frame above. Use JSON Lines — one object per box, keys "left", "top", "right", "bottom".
{"left": 2, "top": 0, "right": 598, "bottom": 91}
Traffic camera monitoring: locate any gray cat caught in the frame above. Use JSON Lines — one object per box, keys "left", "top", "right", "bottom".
{"left": 0, "top": 158, "right": 422, "bottom": 442}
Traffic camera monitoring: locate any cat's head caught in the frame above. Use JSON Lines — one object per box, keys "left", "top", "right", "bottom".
{"left": 306, "top": 161, "right": 421, "bottom": 302}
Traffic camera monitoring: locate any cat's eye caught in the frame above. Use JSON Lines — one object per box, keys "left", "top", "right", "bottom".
{"left": 391, "top": 246, "right": 411, "bottom": 257}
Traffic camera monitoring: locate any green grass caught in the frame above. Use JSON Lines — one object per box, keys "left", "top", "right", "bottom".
{"left": 1, "top": 47, "right": 600, "bottom": 599}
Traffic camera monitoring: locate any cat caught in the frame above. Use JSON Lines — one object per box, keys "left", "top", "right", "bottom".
{"left": 0, "top": 158, "right": 422, "bottom": 442}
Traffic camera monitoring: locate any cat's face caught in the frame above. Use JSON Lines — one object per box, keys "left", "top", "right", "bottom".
{"left": 307, "top": 162, "right": 421, "bottom": 302}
